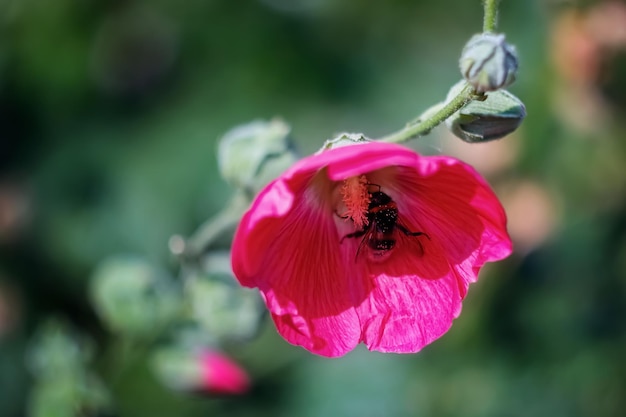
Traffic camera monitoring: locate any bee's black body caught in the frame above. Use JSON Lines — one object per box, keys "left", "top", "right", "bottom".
{"left": 341, "top": 189, "right": 428, "bottom": 260}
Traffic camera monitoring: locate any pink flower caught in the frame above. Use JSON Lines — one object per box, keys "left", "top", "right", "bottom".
{"left": 199, "top": 350, "right": 250, "bottom": 395}
{"left": 231, "top": 141, "right": 512, "bottom": 357}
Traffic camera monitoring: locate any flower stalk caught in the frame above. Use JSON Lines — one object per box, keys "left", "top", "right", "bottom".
{"left": 172, "top": 191, "right": 250, "bottom": 263}
{"left": 377, "top": 83, "right": 480, "bottom": 144}
{"left": 483, "top": 0, "right": 500, "bottom": 32}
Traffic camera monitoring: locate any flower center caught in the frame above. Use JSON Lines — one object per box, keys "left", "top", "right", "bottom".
{"left": 340, "top": 175, "right": 370, "bottom": 228}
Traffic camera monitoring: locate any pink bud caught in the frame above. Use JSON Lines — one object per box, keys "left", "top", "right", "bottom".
{"left": 199, "top": 350, "right": 250, "bottom": 395}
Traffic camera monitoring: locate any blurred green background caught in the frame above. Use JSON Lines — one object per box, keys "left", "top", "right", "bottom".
{"left": 2, "top": 0, "right": 626, "bottom": 416}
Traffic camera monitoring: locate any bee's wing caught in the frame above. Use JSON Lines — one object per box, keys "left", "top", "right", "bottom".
{"left": 396, "top": 220, "right": 428, "bottom": 257}
{"left": 354, "top": 229, "right": 371, "bottom": 261}
{"left": 355, "top": 223, "right": 379, "bottom": 262}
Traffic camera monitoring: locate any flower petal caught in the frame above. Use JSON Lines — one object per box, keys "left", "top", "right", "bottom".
{"left": 390, "top": 160, "right": 512, "bottom": 294}
{"left": 354, "top": 157, "right": 510, "bottom": 353}
{"left": 358, "top": 270, "right": 462, "bottom": 353}
{"left": 281, "top": 142, "right": 420, "bottom": 184}
{"left": 232, "top": 178, "right": 363, "bottom": 357}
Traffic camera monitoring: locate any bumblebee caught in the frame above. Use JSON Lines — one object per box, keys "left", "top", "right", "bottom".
{"left": 341, "top": 188, "right": 428, "bottom": 261}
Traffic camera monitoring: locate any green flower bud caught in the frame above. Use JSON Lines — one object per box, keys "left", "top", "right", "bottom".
{"left": 319, "top": 132, "right": 371, "bottom": 152}
{"left": 187, "top": 251, "right": 263, "bottom": 343}
{"left": 27, "top": 320, "right": 92, "bottom": 377}
{"left": 445, "top": 80, "right": 526, "bottom": 143}
{"left": 27, "top": 321, "right": 111, "bottom": 417}
{"left": 460, "top": 33, "right": 518, "bottom": 93}
{"left": 217, "top": 119, "right": 298, "bottom": 195}
{"left": 90, "top": 256, "right": 180, "bottom": 337}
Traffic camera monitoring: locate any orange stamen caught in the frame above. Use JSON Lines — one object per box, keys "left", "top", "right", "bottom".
{"left": 340, "top": 175, "right": 370, "bottom": 228}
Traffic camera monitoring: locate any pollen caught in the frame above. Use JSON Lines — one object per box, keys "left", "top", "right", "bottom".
{"left": 340, "top": 175, "right": 370, "bottom": 228}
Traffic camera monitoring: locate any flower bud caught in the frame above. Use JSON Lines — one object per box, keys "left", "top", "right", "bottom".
{"left": 90, "top": 257, "right": 180, "bottom": 337}
{"left": 27, "top": 321, "right": 111, "bottom": 417}
{"left": 460, "top": 33, "right": 518, "bottom": 93}
{"left": 217, "top": 119, "right": 298, "bottom": 195}
{"left": 152, "top": 347, "right": 250, "bottom": 395}
{"left": 187, "top": 252, "right": 264, "bottom": 343}
{"left": 199, "top": 350, "right": 250, "bottom": 395}
{"left": 319, "top": 132, "right": 371, "bottom": 152}
{"left": 445, "top": 80, "right": 526, "bottom": 143}
{"left": 27, "top": 320, "right": 92, "bottom": 377}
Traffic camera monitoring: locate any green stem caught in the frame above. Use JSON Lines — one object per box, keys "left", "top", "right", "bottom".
{"left": 377, "top": 83, "right": 477, "bottom": 144}
{"left": 175, "top": 191, "right": 249, "bottom": 261}
{"left": 107, "top": 338, "right": 145, "bottom": 389}
{"left": 483, "top": 0, "right": 499, "bottom": 32}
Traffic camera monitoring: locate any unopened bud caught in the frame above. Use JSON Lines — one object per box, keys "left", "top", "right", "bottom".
{"left": 90, "top": 257, "right": 180, "bottom": 337}
{"left": 217, "top": 119, "right": 298, "bottom": 195}
{"left": 188, "top": 253, "right": 264, "bottom": 343}
{"left": 199, "top": 350, "right": 250, "bottom": 395}
{"left": 152, "top": 347, "right": 250, "bottom": 395}
{"left": 460, "top": 33, "right": 518, "bottom": 93}
{"left": 319, "top": 132, "right": 371, "bottom": 152}
{"left": 445, "top": 80, "right": 526, "bottom": 143}
{"left": 27, "top": 321, "right": 111, "bottom": 417}
{"left": 27, "top": 320, "right": 92, "bottom": 377}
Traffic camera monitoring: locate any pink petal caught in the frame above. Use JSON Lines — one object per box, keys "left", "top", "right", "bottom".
{"left": 390, "top": 160, "right": 512, "bottom": 294}
{"left": 232, "top": 179, "right": 363, "bottom": 357}
{"left": 282, "top": 142, "right": 420, "bottom": 184}
{"left": 358, "top": 270, "right": 463, "bottom": 353}
{"left": 354, "top": 158, "right": 511, "bottom": 353}
{"left": 353, "top": 211, "right": 462, "bottom": 353}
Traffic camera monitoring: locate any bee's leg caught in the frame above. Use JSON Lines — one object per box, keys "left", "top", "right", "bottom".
{"left": 340, "top": 228, "right": 367, "bottom": 243}
{"left": 366, "top": 183, "right": 382, "bottom": 192}
{"left": 397, "top": 224, "right": 431, "bottom": 240}
{"left": 355, "top": 236, "right": 368, "bottom": 261}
